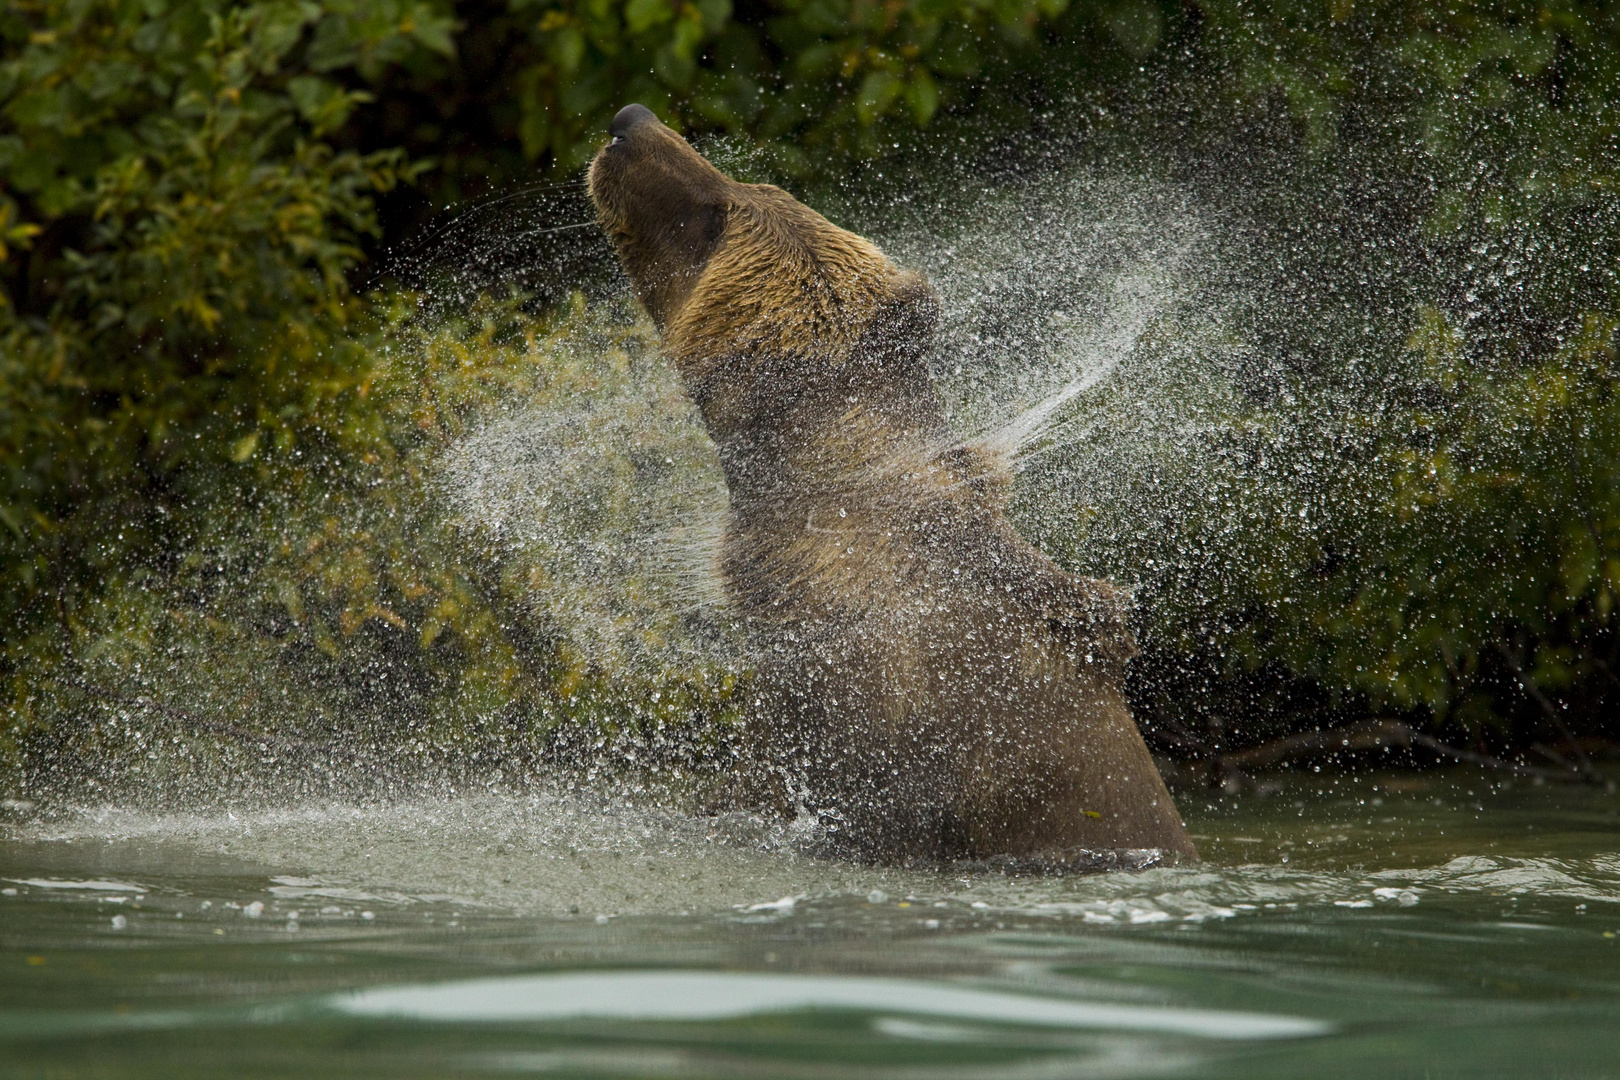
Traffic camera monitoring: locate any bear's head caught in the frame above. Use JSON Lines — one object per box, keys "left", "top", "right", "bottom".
{"left": 588, "top": 105, "right": 943, "bottom": 457}
{"left": 586, "top": 105, "right": 730, "bottom": 331}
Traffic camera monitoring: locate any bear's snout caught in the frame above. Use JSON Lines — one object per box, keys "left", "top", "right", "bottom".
{"left": 608, "top": 103, "right": 659, "bottom": 144}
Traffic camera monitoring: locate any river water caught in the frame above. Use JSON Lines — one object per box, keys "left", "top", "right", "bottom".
{"left": 2, "top": 767, "right": 1617, "bottom": 1078}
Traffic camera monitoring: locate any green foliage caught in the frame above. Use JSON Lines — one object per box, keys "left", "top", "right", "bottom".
{"left": 0, "top": 1, "right": 743, "bottom": 790}
{"left": 1253, "top": 315, "right": 1620, "bottom": 729}
{"left": 0, "top": 0, "right": 430, "bottom": 623}
{"left": 499, "top": 0, "right": 1078, "bottom": 168}
{"left": 0, "top": 0, "right": 439, "bottom": 780}
{"left": 1148, "top": 3, "right": 1620, "bottom": 740}
{"left": 345, "top": 0, "right": 1169, "bottom": 206}
{"left": 12, "top": 291, "right": 744, "bottom": 799}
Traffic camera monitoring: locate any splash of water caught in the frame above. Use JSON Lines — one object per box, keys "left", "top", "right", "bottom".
{"left": 438, "top": 339, "right": 734, "bottom": 673}
{"left": 430, "top": 171, "right": 1223, "bottom": 691}
{"left": 885, "top": 176, "right": 1209, "bottom": 464}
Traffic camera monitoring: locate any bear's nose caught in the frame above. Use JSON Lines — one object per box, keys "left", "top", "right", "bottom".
{"left": 609, "top": 104, "right": 658, "bottom": 143}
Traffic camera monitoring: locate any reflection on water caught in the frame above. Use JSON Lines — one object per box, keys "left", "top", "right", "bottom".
{"left": 335, "top": 970, "right": 1328, "bottom": 1038}
{"left": 2, "top": 768, "right": 1617, "bottom": 1078}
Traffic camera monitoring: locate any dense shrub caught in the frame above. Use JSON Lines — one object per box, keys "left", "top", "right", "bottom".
{"left": 1151, "top": 2, "right": 1620, "bottom": 751}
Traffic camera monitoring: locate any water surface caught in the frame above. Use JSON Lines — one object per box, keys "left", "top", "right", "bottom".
{"left": 3, "top": 768, "right": 1617, "bottom": 1078}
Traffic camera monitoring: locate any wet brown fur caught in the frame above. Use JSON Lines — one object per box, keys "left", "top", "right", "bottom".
{"left": 589, "top": 105, "right": 1196, "bottom": 863}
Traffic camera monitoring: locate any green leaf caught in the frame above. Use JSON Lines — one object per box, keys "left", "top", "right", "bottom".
{"left": 406, "top": 3, "right": 456, "bottom": 56}
{"left": 905, "top": 68, "right": 938, "bottom": 125}
{"left": 549, "top": 24, "right": 585, "bottom": 74}
{"left": 695, "top": 0, "right": 731, "bottom": 33}
{"left": 624, "top": 0, "right": 674, "bottom": 34}
{"left": 854, "top": 69, "right": 901, "bottom": 126}
{"left": 287, "top": 74, "right": 364, "bottom": 135}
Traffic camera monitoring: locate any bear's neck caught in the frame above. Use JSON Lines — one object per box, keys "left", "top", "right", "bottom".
{"left": 694, "top": 372, "right": 975, "bottom": 524}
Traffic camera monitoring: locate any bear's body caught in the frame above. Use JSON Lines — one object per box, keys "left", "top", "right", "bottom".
{"left": 590, "top": 105, "right": 1195, "bottom": 863}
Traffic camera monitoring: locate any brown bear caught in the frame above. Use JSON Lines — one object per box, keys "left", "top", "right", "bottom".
{"left": 589, "top": 104, "right": 1196, "bottom": 865}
